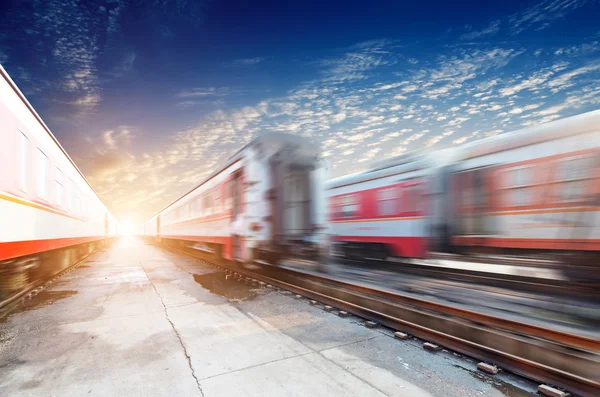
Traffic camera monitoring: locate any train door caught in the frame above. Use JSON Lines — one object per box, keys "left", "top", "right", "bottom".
{"left": 283, "top": 165, "right": 312, "bottom": 241}
{"left": 437, "top": 165, "right": 454, "bottom": 252}
{"left": 454, "top": 167, "right": 493, "bottom": 237}
{"left": 269, "top": 156, "right": 283, "bottom": 244}
{"left": 471, "top": 168, "right": 487, "bottom": 235}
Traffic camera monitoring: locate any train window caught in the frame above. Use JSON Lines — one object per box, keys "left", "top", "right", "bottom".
{"left": 224, "top": 181, "right": 233, "bottom": 210}
{"left": 55, "top": 167, "right": 65, "bottom": 207}
{"left": 556, "top": 155, "right": 593, "bottom": 203}
{"left": 204, "top": 193, "right": 212, "bottom": 215}
{"left": 340, "top": 194, "right": 358, "bottom": 218}
{"left": 404, "top": 185, "right": 417, "bottom": 213}
{"left": 66, "top": 178, "right": 73, "bottom": 209}
{"left": 213, "top": 188, "right": 221, "bottom": 213}
{"left": 557, "top": 156, "right": 592, "bottom": 181}
{"left": 378, "top": 188, "right": 398, "bottom": 216}
{"left": 36, "top": 148, "right": 49, "bottom": 200}
{"left": 504, "top": 166, "right": 532, "bottom": 206}
{"left": 18, "top": 132, "right": 30, "bottom": 192}
{"left": 460, "top": 184, "right": 471, "bottom": 208}
{"left": 194, "top": 196, "right": 202, "bottom": 217}
{"left": 410, "top": 184, "right": 424, "bottom": 213}
{"left": 75, "top": 193, "right": 82, "bottom": 214}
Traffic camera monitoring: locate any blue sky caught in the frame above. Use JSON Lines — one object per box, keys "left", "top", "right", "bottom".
{"left": 1, "top": 0, "right": 599, "bottom": 221}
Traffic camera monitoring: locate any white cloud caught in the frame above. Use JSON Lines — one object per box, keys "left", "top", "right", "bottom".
{"left": 402, "top": 85, "right": 419, "bottom": 93}
{"left": 228, "top": 57, "right": 266, "bottom": 66}
{"left": 332, "top": 112, "right": 347, "bottom": 123}
{"left": 546, "top": 62, "right": 600, "bottom": 92}
{"left": 509, "top": 0, "right": 592, "bottom": 35}
{"left": 532, "top": 104, "right": 567, "bottom": 116}
{"left": 461, "top": 20, "right": 501, "bottom": 40}
{"left": 177, "top": 87, "right": 229, "bottom": 98}
{"left": 71, "top": 93, "right": 101, "bottom": 109}
{"left": 508, "top": 103, "right": 542, "bottom": 114}
{"left": 0, "top": 49, "right": 8, "bottom": 64}
{"left": 554, "top": 41, "right": 600, "bottom": 57}
{"left": 453, "top": 136, "right": 469, "bottom": 145}
{"left": 373, "top": 82, "right": 404, "bottom": 91}
{"left": 102, "top": 127, "right": 133, "bottom": 148}
{"left": 319, "top": 39, "right": 395, "bottom": 82}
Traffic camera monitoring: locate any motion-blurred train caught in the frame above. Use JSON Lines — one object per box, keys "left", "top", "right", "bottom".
{"left": 142, "top": 132, "right": 329, "bottom": 265}
{"left": 0, "top": 65, "right": 118, "bottom": 297}
{"left": 329, "top": 110, "right": 600, "bottom": 281}
{"left": 141, "top": 106, "right": 599, "bottom": 280}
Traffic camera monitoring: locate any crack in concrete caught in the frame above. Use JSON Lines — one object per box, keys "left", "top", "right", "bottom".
{"left": 198, "top": 351, "right": 315, "bottom": 381}
{"left": 140, "top": 261, "right": 205, "bottom": 397}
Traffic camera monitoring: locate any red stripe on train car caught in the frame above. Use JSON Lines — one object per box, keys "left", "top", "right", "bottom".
{"left": 332, "top": 235, "right": 427, "bottom": 258}
{"left": 0, "top": 236, "right": 106, "bottom": 261}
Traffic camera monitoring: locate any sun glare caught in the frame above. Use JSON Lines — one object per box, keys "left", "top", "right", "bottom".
{"left": 120, "top": 223, "right": 135, "bottom": 236}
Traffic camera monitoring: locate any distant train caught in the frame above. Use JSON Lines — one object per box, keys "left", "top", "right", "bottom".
{"left": 328, "top": 110, "right": 600, "bottom": 280}
{"left": 142, "top": 132, "right": 329, "bottom": 265}
{"left": 0, "top": 65, "right": 118, "bottom": 296}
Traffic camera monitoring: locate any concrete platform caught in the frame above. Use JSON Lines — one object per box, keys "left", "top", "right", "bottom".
{"left": 0, "top": 237, "right": 537, "bottom": 396}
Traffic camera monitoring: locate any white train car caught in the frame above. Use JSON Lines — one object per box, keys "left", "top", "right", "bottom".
{"left": 0, "top": 64, "right": 117, "bottom": 293}
{"left": 143, "top": 132, "right": 328, "bottom": 264}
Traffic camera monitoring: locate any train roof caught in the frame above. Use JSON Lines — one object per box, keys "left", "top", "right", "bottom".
{"left": 327, "top": 147, "right": 458, "bottom": 190}
{"left": 459, "top": 109, "right": 600, "bottom": 160}
{"left": 148, "top": 131, "right": 320, "bottom": 219}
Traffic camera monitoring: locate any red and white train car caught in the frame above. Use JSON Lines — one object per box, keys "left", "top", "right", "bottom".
{"left": 328, "top": 109, "right": 599, "bottom": 280}
{"left": 143, "top": 132, "right": 329, "bottom": 265}
{"left": 326, "top": 150, "right": 455, "bottom": 261}
{"left": 446, "top": 110, "right": 600, "bottom": 278}
{"left": 0, "top": 65, "right": 118, "bottom": 293}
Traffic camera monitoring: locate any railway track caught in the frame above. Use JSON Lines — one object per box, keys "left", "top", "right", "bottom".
{"left": 166, "top": 243, "right": 600, "bottom": 397}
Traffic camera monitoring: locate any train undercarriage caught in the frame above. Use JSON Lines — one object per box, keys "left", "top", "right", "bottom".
{"left": 0, "top": 239, "right": 113, "bottom": 303}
